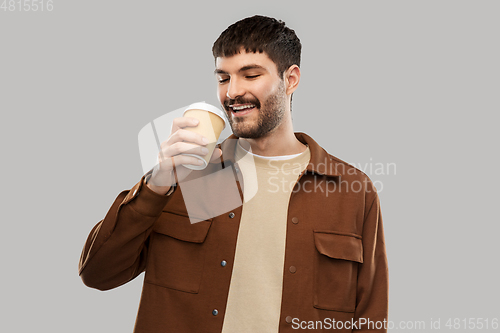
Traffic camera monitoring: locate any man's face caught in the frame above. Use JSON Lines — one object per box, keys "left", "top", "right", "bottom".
{"left": 215, "top": 50, "right": 287, "bottom": 139}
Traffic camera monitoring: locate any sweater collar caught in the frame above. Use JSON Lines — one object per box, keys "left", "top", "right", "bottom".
{"left": 216, "top": 132, "right": 339, "bottom": 177}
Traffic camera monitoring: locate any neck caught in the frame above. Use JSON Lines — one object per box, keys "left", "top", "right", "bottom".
{"left": 238, "top": 114, "right": 306, "bottom": 156}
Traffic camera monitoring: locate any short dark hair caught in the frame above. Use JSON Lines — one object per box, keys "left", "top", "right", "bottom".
{"left": 212, "top": 15, "right": 301, "bottom": 77}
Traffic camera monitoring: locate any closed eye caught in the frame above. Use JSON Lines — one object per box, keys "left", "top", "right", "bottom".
{"left": 246, "top": 75, "right": 260, "bottom": 79}
{"left": 218, "top": 78, "right": 229, "bottom": 84}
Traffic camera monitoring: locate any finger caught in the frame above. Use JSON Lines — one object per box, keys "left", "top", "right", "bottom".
{"left": 171, "top": 117, "right": 199, "bottom": 133}
{"left": 164, "top": 128, "right": 208, "bottom": 148}
{"left": 163, "top": 141, "right": 209, "bottom": 157}
{"left": 172, "top": 154, "right": 205, "bottom": 168}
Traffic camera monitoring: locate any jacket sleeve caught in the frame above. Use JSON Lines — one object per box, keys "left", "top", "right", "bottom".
{"left": 354, "top": 190, "right": 389, "bottom": 331}
{"left": 78, "top": 176, "right": 173, "bottom": 291}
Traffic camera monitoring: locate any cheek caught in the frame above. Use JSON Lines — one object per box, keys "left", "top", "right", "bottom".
{"left": 257, "top": 80, "right": 270, "bottom": 92}
{"left": 216, "top": 87, "right": 226, "bottom": 103}
{"left": 256, "top": 84, "right": 277, "bottom": 102}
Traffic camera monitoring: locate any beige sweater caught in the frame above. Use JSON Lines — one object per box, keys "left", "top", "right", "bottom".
{"left": 222, "top": 142, "right": 310, "bottom": 333}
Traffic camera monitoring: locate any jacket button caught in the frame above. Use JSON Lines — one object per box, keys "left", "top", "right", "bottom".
{"left": 221, "top": 260, "right": 227, "bottom": 267}
{"left": 285, "top": 316, "right": 293, "bottom": 324}
{"left": 212, "top": 309, "right": 218, "bottom": 316}
{"left": 291, "top": 217, "right": 299, "bottom": 224}
{"left": 289, "top": 266, "right": 297, "bottom": 273}
{"left": 229, "top": 212, "right": 235, "bottom": 218}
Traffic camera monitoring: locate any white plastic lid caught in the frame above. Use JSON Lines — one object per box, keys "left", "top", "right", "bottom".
{"left": 184, "top": 101, "right": 227, "bottom": 129}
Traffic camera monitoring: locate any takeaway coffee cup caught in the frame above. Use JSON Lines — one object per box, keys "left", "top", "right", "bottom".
{"left": 181, "top": 102, "right": 227, "bottom": 170}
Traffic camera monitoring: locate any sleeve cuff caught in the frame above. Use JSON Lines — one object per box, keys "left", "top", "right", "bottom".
{"left": 122, "top": 176, "right": 175, "bottom": 217}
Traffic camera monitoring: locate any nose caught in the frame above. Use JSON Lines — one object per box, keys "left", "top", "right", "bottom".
{"left": 226, "top": 78, "right": 245, "bottom": 100}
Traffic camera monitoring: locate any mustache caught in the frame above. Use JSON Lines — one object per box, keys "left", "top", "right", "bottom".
{"left": 223, "top": 97, "right": 261, "bottom": 109}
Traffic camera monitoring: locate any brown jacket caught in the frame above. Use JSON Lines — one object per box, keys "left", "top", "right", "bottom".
{"left": 79, "top": 133, "right": 388, "bottom": 332}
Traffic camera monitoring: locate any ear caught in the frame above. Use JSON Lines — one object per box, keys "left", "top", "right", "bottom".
{"left": 284, "top": 65, "right": 301, "bottom": 95}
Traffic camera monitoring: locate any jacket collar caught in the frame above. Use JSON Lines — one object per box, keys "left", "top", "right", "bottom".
{"left": 217, "top": 132, "right": 339, "bottom": 177}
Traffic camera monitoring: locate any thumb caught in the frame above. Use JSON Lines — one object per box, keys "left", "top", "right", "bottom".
{"left": 209, "top": 147, "right": 222, "bottom": 163}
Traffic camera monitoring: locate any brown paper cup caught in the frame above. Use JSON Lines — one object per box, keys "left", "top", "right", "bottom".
{"left": 181, "top": 102, "right": 226, "bottom": 170}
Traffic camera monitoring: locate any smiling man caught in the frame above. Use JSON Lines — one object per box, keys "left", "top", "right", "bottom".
{"left": 216, "top": 53, "right": 291, "bottom": 140}
{"left": 79, "top": 15, "right": 388, "bottom": 333}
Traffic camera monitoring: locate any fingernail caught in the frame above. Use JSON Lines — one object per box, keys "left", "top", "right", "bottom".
{"left": 202, "top": 137, "right": 209, "bottom": 144}
{"left": 201, "top": 148, "right": 209, "bottom": 154}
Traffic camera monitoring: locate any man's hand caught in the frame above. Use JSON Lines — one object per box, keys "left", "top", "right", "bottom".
{"left": 147, "top": 117, "right": 222, "bottom": 195}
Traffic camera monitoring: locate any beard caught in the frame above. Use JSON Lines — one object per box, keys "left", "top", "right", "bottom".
{"left": 223, "top": 81, "right": 287, "bottom": 139}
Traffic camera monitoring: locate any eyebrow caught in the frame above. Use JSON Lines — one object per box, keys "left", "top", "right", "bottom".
{"left": 214, "top": 64, "right": 267, "bottom": 75}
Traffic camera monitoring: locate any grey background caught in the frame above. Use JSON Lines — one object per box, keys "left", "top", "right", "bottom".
{"left": 1, "top": 0, "right": 498, "bottom": 332}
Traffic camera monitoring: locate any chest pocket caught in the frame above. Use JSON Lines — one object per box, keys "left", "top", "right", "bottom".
{"left": 145, "top": 212, "right": 212, "bottom": 294}
{"left": 313, "top": 231, "right": 363, "bottom": 313}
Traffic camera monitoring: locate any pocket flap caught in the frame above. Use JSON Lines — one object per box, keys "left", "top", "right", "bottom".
{"left": 313, "top": 231, "right": 363, "bottom": 263}
{"left": 154, "top": 212, "right": 212, "bottom": 243}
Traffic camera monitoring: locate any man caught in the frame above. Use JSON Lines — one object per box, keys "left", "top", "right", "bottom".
{"left": 79, "top": 15, "right": 388, "bottom": 332}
